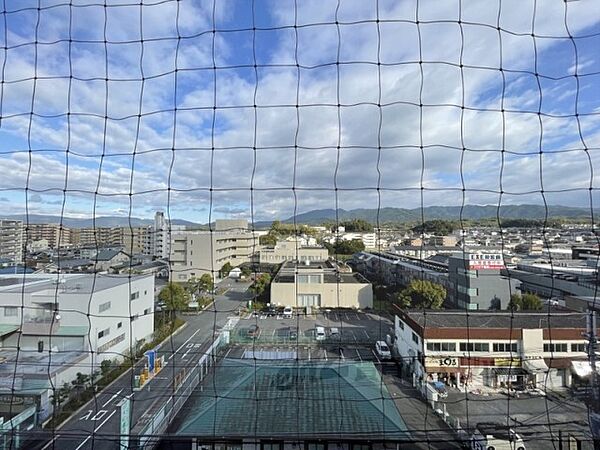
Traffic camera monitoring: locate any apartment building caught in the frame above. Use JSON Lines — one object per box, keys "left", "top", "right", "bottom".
{"left": 394, "top": 310, "right": 592, "bottom": 392}
{"left": 0, "top": 219, "right": 24, "bottom": 263}
{"left": 0, "top": 273, "right": 154, "bottom": 420}
{"left": 26, "top": 223, "right": 78, "bottom": 249}
{"left": 123, "top": 225, "right": 153, "bottom": 255}
{"left": 270, "top": 260, "right": 373, "bottom": 309}
{"left": 258, "top": 239, "right": 329, "bottom": 264}
{"left": 447, "top": 251, "right": 517, "bottom": 310}
{"left": 78, "top": 226, "right": 125, "bottom": 247}
{"left": 169, "top": 220, "right": 259, "bottom": 281}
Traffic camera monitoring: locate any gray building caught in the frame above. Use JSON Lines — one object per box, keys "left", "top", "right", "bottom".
{"left": 448, "top": 252, "right": 517, "bottom": 310}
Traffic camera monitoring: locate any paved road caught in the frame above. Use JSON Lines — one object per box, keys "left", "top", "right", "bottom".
{"left": 29, "top": 279, "right": 251, "bottom": 450}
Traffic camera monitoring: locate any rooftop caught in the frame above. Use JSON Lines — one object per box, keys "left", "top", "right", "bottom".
{"left": 0, "top": 273, "right": 152, "bottom": 294}
{"left": 401, "top": 310, "right": 588, "bottom": 330}
{"left": 175, "top": 359, "right": 408, "bottom": 439}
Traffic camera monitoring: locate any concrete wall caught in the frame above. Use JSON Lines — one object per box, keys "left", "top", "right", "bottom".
{"left": 270, "top": 281, "right": 373, "bottom": 309}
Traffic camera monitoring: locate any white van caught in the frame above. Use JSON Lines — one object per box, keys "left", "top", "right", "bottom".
{"left": 375, "top": 341, "right": 392, "bottom": 360}
{"left": 283, "top": 306, "right": 293, "bottom": 318}
{"left": 315, "top": 326, "right": 326, "bottom": 341}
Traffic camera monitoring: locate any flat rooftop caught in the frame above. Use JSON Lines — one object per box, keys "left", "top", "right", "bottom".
{"left": 175, "top": 359, "right": 408, "bottom": 439}
{"left": 401, "top": 310, "right": 587, "bottom": 330}
{"left": 0, "top": 273, "right": 152, "bottom": 294}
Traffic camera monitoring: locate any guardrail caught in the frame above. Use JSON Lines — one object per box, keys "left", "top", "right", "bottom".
{"left": 130, "top": 317, "right": 238, "bottom": 449}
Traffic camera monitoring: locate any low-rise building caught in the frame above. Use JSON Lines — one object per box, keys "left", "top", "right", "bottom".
{"left": 270, "top": 260, "right": 373, "bottom": 309}
{"left": 258, "top": 240, "right": 328, "bottom": 264}
{"left": 394, "top": 309, "right": 592, "bottom": 392}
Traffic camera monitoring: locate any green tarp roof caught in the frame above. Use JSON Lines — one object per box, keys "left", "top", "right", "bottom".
{"left": 176, "top": 359, "right": 409, "bottom": 439}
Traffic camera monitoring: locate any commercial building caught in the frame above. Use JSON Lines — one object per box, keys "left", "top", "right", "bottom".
{"left": 0, "top": 220, "right": 24, "bottom": 264}
{"left": 447, "top": 251, "right": 517, "bottom": 310}
{"left": 394, "top": 309, "right": 592, "bottom": 392}
{"left": 258, "top": 239, "right": 329, "bottom": 264}
{"left": 169, "top": 220, "right": 260, "bottom": 282}
{"left": 0, "top": 273, "right": 154, "bottom": 421}
{"left": 270, "top": 260, "right": 373, "bottom": 309}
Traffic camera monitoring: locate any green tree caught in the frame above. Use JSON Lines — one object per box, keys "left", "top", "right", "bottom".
{"left": 509, "top": 293, "right": 542, "bottom": 311}
{"left": 339, "top": 219, "right": 374, "bottom": 232}
{"left": 396, "top": 280, "right": 446, "bottom": 309}
{"left": 328, "top": 239, "right": 365, "bottom": 255}
{"left": 259, "top": 233, "right": 277, "bottom": 246}
{"left": 198, "top": 273, "right": 214, "bottom": 292}
{"left": 251, "top": 273, "right": 271, "bottom": 297}
{"left": 241, "top": 266, "right": 252, "bottom": 277}
{"left": 100, "top": 359, "right": 113, "bottom": 376}
{"left": 220, "top": 262, "right": 233, "bottom": 277}
{"left": 158, "top": 282, "right": 190, "bottom": 312}
{"left": 411, "top": 220, "right": 456, "bottom": 235}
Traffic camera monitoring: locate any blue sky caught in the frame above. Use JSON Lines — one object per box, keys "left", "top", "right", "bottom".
{"left": 0, "top": 0, "right": 599, "bottom": 223}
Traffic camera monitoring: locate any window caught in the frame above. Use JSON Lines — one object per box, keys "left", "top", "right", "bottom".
{"left": 306, "top": 444, "right": 326, "bottom": 450}
{"left": 297, "top": 274, "right": 321, "bottom": 284}
{"left": 571, "top": 343, "right": 586, "bottom": 352}
{"left": 426, "top": 342, "right": 456, "bottom": 352}
{"left": 98, "top": 301, "right": 111, "bottom": 313}
{"left": 261, "top": 443, "right": 283, "bottom": 450}
{"left": 460, "top": 342, "right": 489, "bottom": 352}
{"left": 544, "top": 343, "right": 568, "bottom": 353}
{"left": 4, "top": 306, "right": 18, "bottom": 317}
{"left": 351, "top": 444, "right": 371, "bottom": 450}
{"left": 97, "top": 327, "right": 110, "bottom": 339}
{"left": 412, "top": 332, "right": 419, "bottom": 344}
{"left": 144, "top": 308, "right": 151, "bottom": 315}
{"left": 397, "top": 319, "right": 404, "bottom": 330}
{"left": 117, "top": 322, "right": 122, "bottom": 329}
{"left": 130, "top": 291, "right": 140, "bottom": 301}
{"left": 492, "top": 343, "right": 518, "bottom": 353}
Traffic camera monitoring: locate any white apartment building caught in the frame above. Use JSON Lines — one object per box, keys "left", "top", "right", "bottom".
{"left": 0, "top": 219, "right": 24, "bottom": 263}
{"left": 153, "top": 211, "right": 186, "bottom": 259}
{"left": 394, "top": 310, "right": 591, "bottom": 392}
{"left": 169, "top": 220, "right": 260, "bottom": 281}
{"left": 0, "top": 273, "right": 154, "bottom": 420}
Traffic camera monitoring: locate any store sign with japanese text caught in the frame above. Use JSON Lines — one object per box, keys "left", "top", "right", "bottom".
{"left": 425, "top": 356, "right": 459, "bottom": 368}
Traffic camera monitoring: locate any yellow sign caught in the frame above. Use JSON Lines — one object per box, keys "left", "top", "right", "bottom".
{"left": 495, "top": 357, "right": 521, "bottom": 367}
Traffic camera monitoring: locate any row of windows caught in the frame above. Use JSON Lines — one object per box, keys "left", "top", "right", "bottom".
{"left": 427, "top": 341, "right": 585, "bottom": 353}
{"left": 198, "top": 443, "right": 372, "bottom": 450}
{"left": 99, "top": 301, "right": 111, "bottom": 313}
{"left": 4, "top": 306, "right": 18, "bottom": 317}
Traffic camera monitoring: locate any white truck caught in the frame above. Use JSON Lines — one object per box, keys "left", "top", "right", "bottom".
{"left": 470, "top": 423, "right": 526, "bottom": 450}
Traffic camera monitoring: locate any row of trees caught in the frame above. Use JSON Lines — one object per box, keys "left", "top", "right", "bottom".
{"left": 324, "top": 239, "right": 365, "bottom": 255}
{"left": 259, "top": 220, "right": 317, "bottom": 245}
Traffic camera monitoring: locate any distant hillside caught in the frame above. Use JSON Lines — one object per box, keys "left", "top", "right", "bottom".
{"left": 0, "top": 214, "right": 198, "bottom": 228}
{"left": 281, "top": 204, "right": 597, "bottom": 225}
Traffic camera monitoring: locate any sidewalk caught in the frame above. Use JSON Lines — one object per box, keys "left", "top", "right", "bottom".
{"left": 382, "top": 374, "right": 463, "bottom": 449}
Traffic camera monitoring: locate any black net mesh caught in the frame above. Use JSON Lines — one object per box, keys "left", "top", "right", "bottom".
{"left": 0, "top": 0, "right": 599, "bottom": 449}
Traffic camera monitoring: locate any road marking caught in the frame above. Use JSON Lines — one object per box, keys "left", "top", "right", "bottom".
{"left": 169, "top": 328, "right": 202, "bottom": 360}
{"left": 340, "top": 348, "right": 345, "bottom": 360}
{"left": 352, "top": 330, "right": 358, "bottom": 344}
{"left": 95, "top": 409, "right": 117, "bottom": 431}
{"left": 356, "top": 349, "right": 362, "bottom": 361}
{"left": 371, "top": 349, "right": 381, "bottom": 363}
{"left": 41, "top": 435, "right": 61, "bottom": 450}
{"left": 74, "top": 436, "right": 91, "bottom": 450}
{"left": 223, "top": 347, "right": 232, "bottom": 358}
{"left": 181, "top": 348, "right": 192, "bottom": 360}
{"left": 308, "top": 348, "right": 311, "bottom": 361}
{"left": 79, "top": 409, "right": 108, "bottom": 421}
{"left": 101, "top": 389, "right": 124, "bottom": 408}
{"left": 324, "top": 349, "right": 328, "bottom": 361}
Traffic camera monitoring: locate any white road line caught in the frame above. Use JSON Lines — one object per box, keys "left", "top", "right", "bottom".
{"left": 74, "top": 436, "right": 91, "bottom": 450}
{"left": 223, "top": 347, "right": 232, "bottom": 358}
{"left": 371, "top": 349, "right": 381, "bottom": 363}
{"left": 308, "top": 348, "right": 311, "bottom": 361}
{"left": 324, "top": 349, "right": 328, "bottom": 361}
{"left": 169, "top": 328, "right": 202, "bottom": 359}
{"left": 340, "top": 349, "right": 345, "bottom": 360}
{"left": 95, "top": 409, "right": 117, "bottom": 432}
{"left": 356, "top": 349, "right": 362, "bottom": 361}
{"left": 41, "top": 435, "right": 61, "bottom": 450}
{"left": 101, "top": 389, "right": 124, "bottom": 408}
{"left": 181, "top": 348, "right": 192, "bottom": 360}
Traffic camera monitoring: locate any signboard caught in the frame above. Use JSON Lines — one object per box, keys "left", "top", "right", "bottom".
{"left": 495, "top": 357, "right": 521, "bottom": 367}
{"left": 467, "top": 253, "right": 504, "bottom": 270}
{"left": 118, "top": 396, "right": 131, "bottom": 449}
{"left": 145, "top": 350, "right": 155, "bottom": 374}
{"left": 425, "top": 356, "right": 459, "bottom": 368}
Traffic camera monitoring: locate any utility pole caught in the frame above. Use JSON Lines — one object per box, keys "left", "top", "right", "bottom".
{"left": 586, "top": 310, "right": 600, "bottom": 449}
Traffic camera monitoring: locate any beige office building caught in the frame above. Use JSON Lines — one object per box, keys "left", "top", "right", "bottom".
{"left": 169, "top": 220, "right": 260, "bottom": 281}
{"left": 258, "top": 240, "right": 329, "bottom": 264}
{"left": 270, "top": 260, "right": 373, "bottom": 309}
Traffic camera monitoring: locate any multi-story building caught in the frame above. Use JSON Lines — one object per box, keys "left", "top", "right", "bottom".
{"left": 123, "top": 225, "right": 153, "bottom": 255}
{"left": 169, "top": 220, "right": 259, "bottom": 281}
{"left": 447, "top": 252, "right": 517, "bottom": 310}
{"left": 25, "top": 223, "right": 78, "bottom": 249}
{"left": 0, "top": 219, "right": 24, "bottom": 263}
{"left": 78, "top": 226, "right": 125, "bottom": 248}
{"left": 0, "top": 273, "right": 154, "bottom": 420}
{"left": 258, "top": 240, "right": 329, "bottom": 264}
{"left": 394, "top": 309, "right": 592, "bottom": 392}
{"left": 270, "top": 260, "right": 373, "bottom": 309}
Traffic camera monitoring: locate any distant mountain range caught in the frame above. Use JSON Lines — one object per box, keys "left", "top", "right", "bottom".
{"left": 1, "top": 204, "right": 596, "bottom": 228}
{"left": 0, "top": 214, "right": 198, "bottom": 228}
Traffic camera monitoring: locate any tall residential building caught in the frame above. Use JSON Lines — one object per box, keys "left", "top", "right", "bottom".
{"left": 123, "top": 226, "right": 153, "bottom": 255}
{"left": 78, "top": 226, "right": 125, "bottom": 247}
{"left": 169, "top": 220, "right": 259, "bottom": 281}
{"left": 26, "top": 223, "right": 78, "bottom": 249}
{"left": 0, "top": 219, "right": 24, "bottom": 263}
{"left": 153, "top": 211, "right": 186, "bottom": 259}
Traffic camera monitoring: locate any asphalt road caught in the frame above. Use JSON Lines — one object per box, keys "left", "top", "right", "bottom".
{"left": 29, "top": 279, "right": 251, "bottom": 450}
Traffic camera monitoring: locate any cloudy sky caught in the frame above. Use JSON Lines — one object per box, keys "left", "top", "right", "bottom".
{"left": 0, "top": 0, "right": 599, "bottom": 223}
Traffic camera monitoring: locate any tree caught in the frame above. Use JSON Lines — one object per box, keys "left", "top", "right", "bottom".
{"left": 396, "top": 280, "right": 446, "bottom": 309}
{"left": 198, "top": 273, "right": 214, "bottom": 292}
{"left": 158, "top": 282, "right": 190, "bottom": 312}
{"left": 259, "top": 233, "right": 277, "bottom": 246}
{"left": 241, "top": 266, "right": 252, "bottom": 277}
{"left": 411, "top": 220, "right": 456, "bottom": 235}
{"left": 339, "top": 219, "right": 374, "bottom": 232}
{"left": 251, "top": 273, "right": 271, "bottom": 297}
{"left": 509, "top": 293, "right": 542, "bottom": 311}
{"left": 327, "top": 239, "right": 365, "bottom": 255}
{"left": 220, "top": 262, "right": 233, "bottom": 277}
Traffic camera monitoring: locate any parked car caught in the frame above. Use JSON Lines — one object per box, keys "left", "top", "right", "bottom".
{"left": 283, "top": 306, "right": 293, "bottom": 318}
{"left": 328, "top": 327, "right": 340, "bottom": 339}
{"left": 315, "top": 326, "right": 326, "bottom": 341}
{"left": 375, "top": 341, "right": 392, "bottom": 360}
{"left": 247, "top": 324, "right": 260, "bottom": 339}
{"left": 289, "top": 329, "right": 298, "bottom": 340}
{"left": 470, "top": 422, "right": 526, "bottom": 450}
